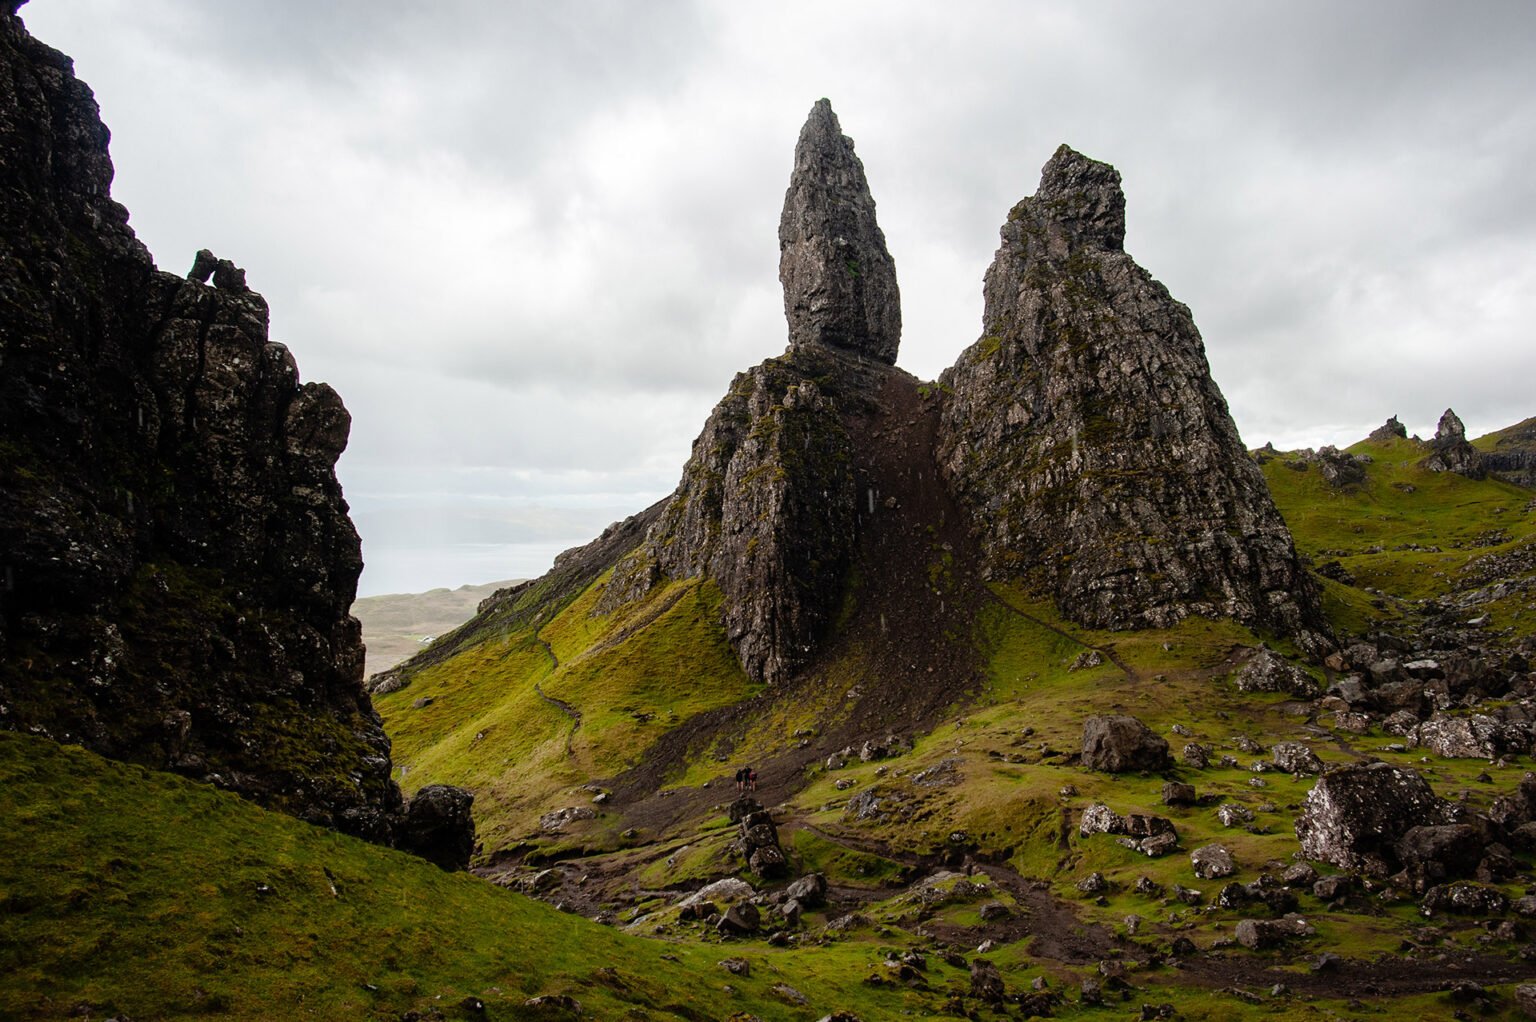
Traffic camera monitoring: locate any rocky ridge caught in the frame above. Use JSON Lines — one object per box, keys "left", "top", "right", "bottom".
{"left": 0, "top": 9, "right": 468, "bottom": 861}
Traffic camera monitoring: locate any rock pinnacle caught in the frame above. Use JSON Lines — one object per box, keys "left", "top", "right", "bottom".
{"left": 778, "top": 99, "right": 901, "bottom": 365}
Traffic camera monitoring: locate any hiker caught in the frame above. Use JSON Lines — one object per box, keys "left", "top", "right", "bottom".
{"left": 748, "top": 767, "right": 758, "bottom": 793}
{"left": 734, "top": 766, "right": 747, "bottom": 792}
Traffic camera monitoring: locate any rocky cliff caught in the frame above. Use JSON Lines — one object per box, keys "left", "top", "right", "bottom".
{"left": 0, "top": 10, "right": 410, "bottom": 844}
{"left": 935, "top": 145, "right": 1328, "bottom": 649}
{"left": 1481, "top": 416, "right": 1536, "bottom": 489}
{"left": 602, "top": 100, "right": 899, "bottom": 684}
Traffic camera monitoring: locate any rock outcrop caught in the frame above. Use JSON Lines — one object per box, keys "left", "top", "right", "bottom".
{"left": 779, "top": 98, "right": 900, "bottom": 365}
{"left": 1368, "top": 416, "right": 1409, "bottom": 442}
{"left": 0, "top": 11, "right": 439, "bottom": 846}
{"left": 935, "top": 145, "right": 1328, "bottom": 649}
{"left": 601, "top": 100, "right": 896, "bottom": 684}
{"left": 1480, "top": 415, "right": 1536, "bottom": 489}
{"left": 1423, "top": 408, "right": 1485, "bottom": 479}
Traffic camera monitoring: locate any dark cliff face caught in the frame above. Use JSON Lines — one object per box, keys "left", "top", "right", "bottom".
{"left": 0, "top": 12, "right": 403, "bottom": 841}
{"left": 936, "top": 145, "right": 1329, "bottom": 649}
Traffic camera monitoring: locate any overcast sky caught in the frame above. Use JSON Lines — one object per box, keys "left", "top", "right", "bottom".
{"left": 22, "top": 1, "right": 1536, "bottom": 596}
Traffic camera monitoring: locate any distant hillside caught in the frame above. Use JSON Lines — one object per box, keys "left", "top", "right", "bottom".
{"left": 352, "top": 580, "right": 518, "bottom": 677}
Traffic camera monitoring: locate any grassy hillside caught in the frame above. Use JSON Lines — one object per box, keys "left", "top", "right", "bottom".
{"left": 376, "top": 575, "right": 761, "bottom": 852}
{"left": 0, "top": 730, "right": 965, "bottom": 1022}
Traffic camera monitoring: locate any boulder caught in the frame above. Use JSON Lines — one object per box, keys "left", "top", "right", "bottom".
{"left": 1294, "top": 762, "right": 1452, "bottom": 875}
{"left": 1234, "top": 650, "right": 1317, "bottom": 696}
{"left": 1414, "top": 714, "right": 1507, "bottom": 759}
{"left": 784, "top": 872, "right": 828, "bottom": 909}
{"left": 969, "top": 958, "right": 1005, "bottom": 1003}
{"left": 1271, "top": 742, "right": 1324, "bottom": 775}
{"left": 1235, "top": 915, "right": 1315, "bottom": 950}
{"left": 1190, "top": 844, "right": 1237, "bottom": 879}
{"left": 1079, "top": 802, "right": 1127, "bottom": 836}
{"left": 679, "top": 877, "right": 755, "bottom": 909}
{"left": 1081, "top": 715, "right": 1171, "bottom": 773}
{"left": 716, "top": 902, "right": 762, "bottom": 935}
{"left": 1420, "top": 883, "right": 1509, "bottom": 917}
{"left": 1162, "top": 782, "right": 1198, "bottom": 807}
{"left": 396, "top": 785, "right": 476, "bottom": 871}
{"left": 1395, "top": 824, "right": 1485, "bottom": 888}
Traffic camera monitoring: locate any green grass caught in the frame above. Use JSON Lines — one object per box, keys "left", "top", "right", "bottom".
{"left": 375, "top": 575, "right": 760, "bottom": 852}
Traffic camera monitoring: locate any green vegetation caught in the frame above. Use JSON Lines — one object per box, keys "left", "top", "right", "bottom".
{"left": 376, "top": 574, "right": 760, "bottom": 852}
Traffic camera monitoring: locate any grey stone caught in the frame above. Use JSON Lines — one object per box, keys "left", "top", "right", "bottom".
{"left": 1294, "top": 762, "right": 1453, "bottom": 875}
{"left": 933, "top": 145, "right": 1328, "bottom": 649}
{"left": 1234, "top": 650, "right": 1318, "bottom": 696}
{"left": 779, "top": 99, "right": 900, "bottom": 365}
{"left": 1081, "top": 715, "right": 1171, "bottom": 773}
{"left": 1191, "top": 844, "right": 1237, "bottom": 879}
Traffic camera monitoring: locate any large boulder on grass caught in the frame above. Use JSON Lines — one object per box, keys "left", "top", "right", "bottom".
{"left": 1294, "top": 763, "right": 1453, "bottom": 875}
{"left": 1081, "top": 715, "right": 1170, "bottom": 773}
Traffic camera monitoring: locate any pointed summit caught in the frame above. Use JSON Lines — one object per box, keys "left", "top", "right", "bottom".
{"left": 778, "top": 99, "right": 901, "bottom": 365}
{"left": 1029, "top": 144, "right": 1127, "bottom": 252}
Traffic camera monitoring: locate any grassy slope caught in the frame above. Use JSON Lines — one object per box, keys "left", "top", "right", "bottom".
{"left": 1260, "top": 435, "right": 1536, "bottom": 632}
{"left": 0, "top": 731, "right": 963, "bottom": 1022}
{"left": 375, "top": 575, "right": 760, "bottom": 852}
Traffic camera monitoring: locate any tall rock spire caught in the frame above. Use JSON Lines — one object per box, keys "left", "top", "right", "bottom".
{"left": 778, "top": 99, "right": 901, "bottom": 365}
{"left": 937, "top": 145, "right": 1330, "bottom": 650}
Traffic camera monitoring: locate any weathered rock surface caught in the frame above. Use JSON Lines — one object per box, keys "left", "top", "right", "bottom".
{"left": 1234, "top": 650, "right": 1317, "bottom": 697}
{"left": 1294, "top": 763, "right": 1453, "bottom": 875}
{"left": 602, "top": 351, "right": 857, "bottom": 683}
{"left": 779, "top": 98, "right": 900, "bottom": 365}
{"left": 0, "top": 12, "right": 404, "bottom": 843}
{"left": 1234, "top": 915, "right": 1315, "bottom": 950}
{"left": 1368, "top": 416, "right": 1409, "bottom": 442}
{"left": 1423, "top": 408, "right": 1485, "bottom": 479}
{"left": 1190, "top": 843, "right": 1237, "bottom": 879}
{"left": 1081, "top": 714, "right": 1171, "bottom": 773}
{"left": 1480, "top": 415, "right": 1536, "bottom": 489}
{"left": 935, "top": 145, "right": 1328, "bottom": 649}
{"left": 395, "top": 784, "right": 477, "bottom": 871}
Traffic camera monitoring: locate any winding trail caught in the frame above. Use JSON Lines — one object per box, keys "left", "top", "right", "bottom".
{"left": 531, "top": 636, "right": 581, "bottom": 755}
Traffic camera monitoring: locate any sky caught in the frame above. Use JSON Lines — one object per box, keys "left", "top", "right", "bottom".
{"left": 21, "top": 1, "right": 1536, "bottom": 596}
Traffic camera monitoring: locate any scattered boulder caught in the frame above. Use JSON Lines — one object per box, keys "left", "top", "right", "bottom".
{"left": 1420, "top": 883, "right": 1509, "bottom": 917}
{"left": 1413, "top": 714, "right": 1507, "bottom": 759}
{"left": 784, "top": 872, "right": 828, "bottom": 909}
{"left": 1162, "top": 782, "right": 1197, "bottom": 807}
{"left": 679, "top": 878, "right": 755, "bottom": 909}
{"left": 969, "top": 958, "right": 1005, "bottom": 1003}
{"left": 1395, "top": 824, "right": 1485, "bottom": 889}
{"left": 1235, "top": 915, "right": 1315, "bottom": 950}
{"left": 1294, "top": 762, "right": 1453, "bottom": 875}
{"left": 1216, "top": 803, "right": 1254, "bottom": 828}
{"left": 1191, "top": 844, "right": 1237, "bottom": 879}
{"left": 1081, "top": 715, "right": 1171, "bottom": 773}
{"left": 1080, "top": 802, "right": 1126, "bottom": 836}
{"left": 396, "top": 785, "right": 476, "bottom": 871}
{"left": 717, "top": 902, "right": 762, "bottom": 935}
{"left": 732, "top": 801, "right": 788, "bottom": 878}
{"left": 1271, "top": 742, "right": 1324, "bottom": 775}
{"left": 1182, "top": 743, "right": 1211, "bottom": 768}
{"left": 1234, "top": 650, "right": 1318, "bottom": 696}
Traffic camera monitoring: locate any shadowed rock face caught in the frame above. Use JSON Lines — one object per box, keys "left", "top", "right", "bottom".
{"left": 779, "top": 98, "right": 901, "bottom": 365}
{"left": 0, "top": 11, "right": 410, "bottom": 843}
{"left": 936, "top": 145, "right": 1329, "bottom": 649}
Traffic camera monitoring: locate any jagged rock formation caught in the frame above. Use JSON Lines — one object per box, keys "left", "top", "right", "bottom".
{"left": 1423, "top": 408, "right": 1485, "bottom": 479}
{"left": 779, "top": 98, "right": 900, "bottom": 365}
{"left": 601, "top": 100, "right": 904, "bottom": 684}
{"left": 1481, "top": 416, "right": 1536, "bottom": 489}
{"left": 1368, "top": 416, "right": 1408, "bottom": 442}
{"left": 0, "top": 10, "right": 426, "bottom": 845}
{"left": 935, "top": 145, "right": 1328, "bottom": 647}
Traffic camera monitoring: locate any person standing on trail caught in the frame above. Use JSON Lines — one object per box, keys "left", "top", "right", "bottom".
{"left": 734, "top": 766, "right": 747, "bottom": 792}
{"left": 748, "top": 768, "right": 758, "bottom": 793}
